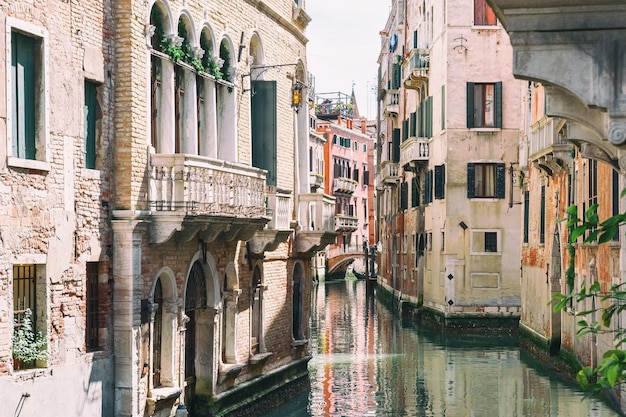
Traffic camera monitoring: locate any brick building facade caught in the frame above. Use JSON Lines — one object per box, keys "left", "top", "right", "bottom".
{"left": 0, "top": 1, "right": 335, "bottom": 416}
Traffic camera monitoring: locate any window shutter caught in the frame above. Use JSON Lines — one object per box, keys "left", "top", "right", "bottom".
{"left": 523, "top": 190, "right": 529, "bottom": 243}
{"left": 251, "top": 80, "right": 277, "bottom": 185}
{"left": 495, "top": 81, "right": 503, "bottom": 128}
{"left": 467, "top": 163, "right": 475, "bottom": 198}
{"left": 418, "top": 101, "right": 425, "bottom": 137}
{"left": 12, "top": 33, "right": 37, "bottom": 160}
{"left": 400, "top": 182, "right": 408, "bottom": 211}
{"left": 495, "top": 162, "right": 505, "bottom": 198}
{"left": 441, "top": 85, "right": 446, "bottom": 130}
{"left": 411, "top": 176, "right": 419, "bottom": 207}
{"left": 434, "top": 164, "right": 445, "bottom": 199}
{"left": 410, "top": 112, "right": 417, "bottom": 137}
{"left": 466, "top": 82, "right": 475, "bottom": 128}
{"left": 426, "top": 96, "right": 433, "bottom": 138}
{"left": 428, "top": 170, "right": 433, "bottom": 203}
{"left": 413, "top": 30, "right": 418, "bottom": 49}
{"left": 84, "top": 81, "right": 97, "bottom": 169}
{"left": 392, "top": 128, "right": 400, "bottom": 163}
{"left": 392, "top": 63, "right": 401, "bottom": 89}
{"left": 402, "top": 119, "right": 409, "bottom": 142}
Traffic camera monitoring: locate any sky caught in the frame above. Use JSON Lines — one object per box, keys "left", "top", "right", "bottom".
{"left": 306, "top": 0, "right": 390, "bottom": 120}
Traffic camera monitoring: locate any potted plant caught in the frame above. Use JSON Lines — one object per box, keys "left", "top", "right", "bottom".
{"left": 13, "top": 308, "right": 47, "bottom": 370}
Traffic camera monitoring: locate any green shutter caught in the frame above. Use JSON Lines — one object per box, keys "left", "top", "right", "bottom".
{"left": 495, "top": 163, "right": 505, "bottom": 198}
{"left": 410, "top": 112, "right": 417, "bottom": 137}
{"left": 523, "top": 190, "right": 529, "bottom": 243}
{"left": 392, "top": 63, "right": 401, "bottom": 89}
{"left": 402, "top": 119, "right": 409, "bottom": 142}
{"left": 251, "top": 81, "right": 277, "bottom": 186}
{"left": 400, "top": 182, "right": 408, "bottom": 211}
{"left": 411, "top": 176, "right": 419, "bottom": 207}
{"left": 434, "top": 164, "right": 445, "bottom": 199}
{"left": 441, "top": 85, "right": 446, "bottom": 130}
{"left": 426, "top": 96, "right": 433, "bottom": 138}
{"left": 12, "top": 32, "right": 37, "bottom": 160}
{"left": 413, "top": 30, "right": 418, "bottom": 49}
{"left": 84, "top": 81, "right": 97, "bottom": 169}
{"left": 467, "top": 163, "right": 475, "bottom": 198}
{"left": 466, "top": 82, "right": 475, "bottom": 128}
{"left": 418, "top": 101, "right": 424, "bottom": 137}
{"left": 392, "top": 128, "right": 400, "bottom": 163}
{"left": 495, "top": 81, "right": 502, "bottom": 128}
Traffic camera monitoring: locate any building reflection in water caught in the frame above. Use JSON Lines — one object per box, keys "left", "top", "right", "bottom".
{"left": 268, "top": 280, "right": 619, "bottom": 417}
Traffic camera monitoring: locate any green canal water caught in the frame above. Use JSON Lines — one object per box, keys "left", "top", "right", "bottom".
{"left": 266, "top": 280, "right": 621, "bottom": 417}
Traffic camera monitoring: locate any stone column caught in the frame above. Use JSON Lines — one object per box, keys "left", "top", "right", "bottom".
{"left": 182, "top": 68, "right": 198, "bottom": 155}
{"left": 160, "top": 60, "right": 176, "bottom": 154}
{"left": 112, "top": 214, "right": 148, "bottom": 417}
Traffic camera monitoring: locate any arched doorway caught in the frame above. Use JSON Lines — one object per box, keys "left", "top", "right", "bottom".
{"left": 184, "top": 260, "right": 207, "bottom": 398}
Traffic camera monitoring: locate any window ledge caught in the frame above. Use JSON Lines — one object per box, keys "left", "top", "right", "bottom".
{"left": 7, "top": 157, "right": 50, "bottom": 172}
{"left": 468, "top": 198, "right": 499, "bottom": 202}
{"left": 219, "top": 362, "right": 244, "bottom": 377}
{"left": 291, "top": 338, "right": 308, "bottom": 348}
{"left": 469, "top": 127, "right": 500, "bottom": 133}
{"left": 472, "top": 25, "right": 500, "bottom": 30}
{"left": 150, "top": 386, "right": 181, "bottom": 402}
{"left": 249, "top": 352, "right": 273, "bottom": 365}
{"left": 82, "top": 168, "right": 102, "bottom": 180}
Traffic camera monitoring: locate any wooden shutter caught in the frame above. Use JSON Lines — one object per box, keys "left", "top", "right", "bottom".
{"left": 426, "top": 96, "right": 433, "bottom": 138}
{"left": 495, "top": 81, "right": 503, "bottom": 128}
{"left": 392, "top": 63, "right": 401, "bottom": 89}
{"left": 434, "top": 164, "right": 445, "bottom": 199}
{"left": 413, "top": 30, "right": 418, "bottom": 49}
{"left": 12, "top": 32, "right": 36, "bottom": 160}
{"left": 466, "top": 82, "right": 475, "bottom": 128}
{"left": 410, "top": 112, "right": 417, "bottom": 137}
{"left": 495, "top": 162, "right": 505, "bottom": 198}
{"left": 84, "top": 81, "right": 97, "bottom": 169}
{"left": 402, "top": 119, "right": 409, "bottom": 142}
{"left": 392, "top": 128, "right": 400, "bottom": 163}
{"left": 251, "top": 81, "right": 277, "bottom": 185}
{"left": 523, "top": 190, "right": 529, "bottom": 243}
{"left": 411, "top": 177, "right": 419, "bottom": 207}
{"left": 400, "top": 182, "right": 408, "bottom": 211}
{"left": 467, "top": 163, "right": 475, "bottom": 198}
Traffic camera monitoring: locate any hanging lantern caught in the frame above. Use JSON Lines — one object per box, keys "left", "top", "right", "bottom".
{"left": 291, "top": 83, "right": 303, "bottom": 112}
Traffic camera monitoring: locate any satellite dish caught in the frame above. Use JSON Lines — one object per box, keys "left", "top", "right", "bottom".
{"left": 389, "top": 34, "right": 398, "bottom": 52}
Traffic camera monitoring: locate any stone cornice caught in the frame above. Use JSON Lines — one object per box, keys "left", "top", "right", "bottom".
{"left": 244, "top": 0, "right": 308, "bottom": 45}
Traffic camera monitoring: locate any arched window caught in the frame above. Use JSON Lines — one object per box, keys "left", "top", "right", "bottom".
{"left": 185, "top": 261, "right": 207, "bottom": 381}
{"left": 250, "top": 266, "right": 263, "bottom": 354}
{"left": 152, "top": 279, "right": 163, "bottom": 387}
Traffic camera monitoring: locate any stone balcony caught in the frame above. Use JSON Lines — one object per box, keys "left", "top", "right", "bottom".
{"left": 295, "top": 193, "right": 337, "bottom": 256}
{"left": 383, "top": 89, "right": 399, "bottom": 117}
{"left": 335, "top": 214, "right": 359, "bottom": 232}
{"left": 400, "top": 137, "right": 430, "bottom": 169}
{"left": 528, "top": 118, "right": 573, "bottom": 176}
{"left": 403, "top": 50, "right": 429, "bottom": 90}
{"left": 379, "top": 161, "right": 401, "bottom": 185}
{"left": 310, "top": 173, "right": 324, "bottom": 191}
{"left": 149, "top": 153, "right": 269, "bottom": 244}
{"left": 333, "top": 177, "right": 357, "bottom": 194}
{"left": 248, "top": 188, "right": 293, "bottom": 255}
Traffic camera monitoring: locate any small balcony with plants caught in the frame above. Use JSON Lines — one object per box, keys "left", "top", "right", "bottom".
{"left": 149, "top": 154, "right": 269, "bottom": 244}
{"left": 403, "top": 49, "right": 429, "bottom": 90}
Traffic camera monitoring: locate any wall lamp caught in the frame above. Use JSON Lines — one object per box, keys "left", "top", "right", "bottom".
{"left": 291, "top": 83, "right": 303, "bottom": 112}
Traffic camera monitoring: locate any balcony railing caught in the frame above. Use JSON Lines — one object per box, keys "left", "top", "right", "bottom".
{"left": 298, "top": 193, "right": 336, "bottom": 233}
{"left": 150, "top": 154, "right": 266, "bottom": 217}
{"left": 381, "top": 161, "right": 400, "bottom": 184}
{"left": 384, "top": 89, "right": 400, "bottom": 116}
{"left": 400, "top": 137, "right": 429, "bottom": 167}
{"left": 335, "top": 214, "right": 359, "bottom": 231}
{"left": 315, "top": 92, "right": 354, "bottom": 120}
{"left": 403, "top": 50, "right": 429, "bottom": 89}
{"left": 333, "top": 177, "right": 357, "bottom": 194}
{"left": 310, "top": 173, "right": 324, "bottom": 190}
{"left": 265, "top": 188, "right": 292, "bottom": 230}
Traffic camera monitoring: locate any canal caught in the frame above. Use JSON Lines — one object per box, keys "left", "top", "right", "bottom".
{"left": 266, "top": 280, "right": 621, "bottom": 417}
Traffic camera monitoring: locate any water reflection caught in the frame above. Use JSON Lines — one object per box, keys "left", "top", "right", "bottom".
{"left": 266, "top": 280, "right": 619, "bottom": 417}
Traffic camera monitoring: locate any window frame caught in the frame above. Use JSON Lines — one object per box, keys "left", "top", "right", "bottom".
{"left": 467, "top": 162, "right": 505, "bottom": 199}
{"left": 470, "top": 230, "right": 501, "bottom": 255}
{"left": 473, "top": 0, "right": 497, "bottom": 26}
{"left": 466, "top": 82, "right": 502, "bottom": 129}
{"left": 6, "top": 18, "right": 50, "bottom": 171}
